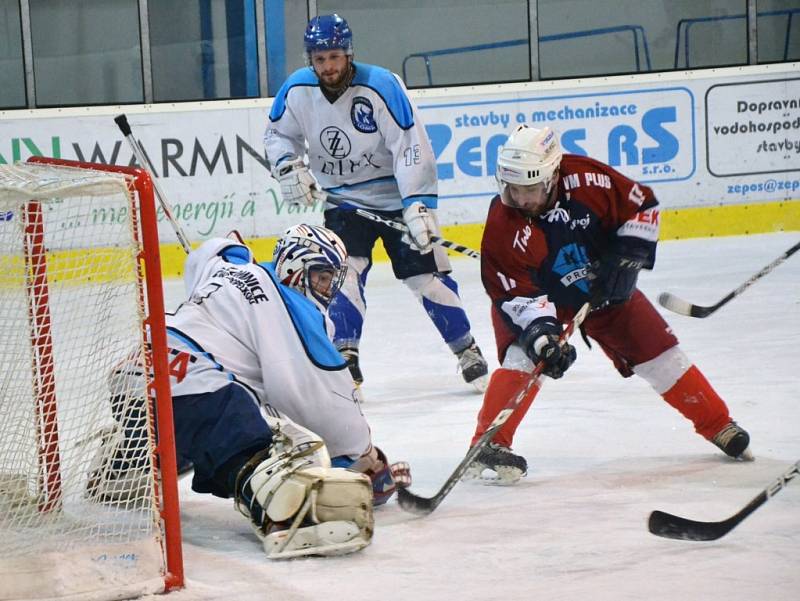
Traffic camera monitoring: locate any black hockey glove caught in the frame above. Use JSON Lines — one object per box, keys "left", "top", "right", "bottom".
{"left": 587, "top": 247, "right": 649, "bottom": 309}
{"left": 520, "top": 318, "right": 577, "bottom": 379}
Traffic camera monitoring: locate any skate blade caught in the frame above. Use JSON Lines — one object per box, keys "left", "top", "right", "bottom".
{"left": 462, "top": 464, "right": 524, "bottom": 485}
{"left": 469, "top": 374, "right": 489, "bottom": 393}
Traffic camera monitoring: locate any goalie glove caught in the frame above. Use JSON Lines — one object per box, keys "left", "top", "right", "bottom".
{"left": 345, "top": 445, "right": 412, "bottom": 506}
{"left": 401, "top": 201, "right": 436, "bottom": 254}
{"left": 273, "top": 156, "right": 326, "bottom": 207}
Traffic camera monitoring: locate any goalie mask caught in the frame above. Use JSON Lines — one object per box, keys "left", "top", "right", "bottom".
{"left": 304, "top": 14, "right": 353, "bottom": 61}
{"left": 496, "top": 125, "right": 563, "bottom": 215}
{"left": 272, "top": 224, "right": 348, "bottom": 308}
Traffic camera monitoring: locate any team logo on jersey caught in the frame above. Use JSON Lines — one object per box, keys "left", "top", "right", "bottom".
{"left": 351, "top": 96, "right": 377, "bottom": 133}
{"left": 319, "top": 126, "right": 352, "bottom": 159}
{"left": 552, "top": 243, "right": 590, "bottom": 292}
{"left": 541, "top": 200, "right": 570, "bottom": 224}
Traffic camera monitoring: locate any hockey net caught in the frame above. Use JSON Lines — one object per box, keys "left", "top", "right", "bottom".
{"left": 0, "top": 159, "right": 183, "bottom": 600}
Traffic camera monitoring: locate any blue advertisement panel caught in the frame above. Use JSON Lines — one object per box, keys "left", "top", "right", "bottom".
{"left": 419, "top": 86, "right": 695, "bottom": 204}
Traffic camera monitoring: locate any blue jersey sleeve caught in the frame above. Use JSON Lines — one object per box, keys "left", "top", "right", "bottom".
{"left": 352, "top": 62, "right": 414, "bottom": 130}
{"left": 269, "top": 68, "right": 319, "bottom": 122}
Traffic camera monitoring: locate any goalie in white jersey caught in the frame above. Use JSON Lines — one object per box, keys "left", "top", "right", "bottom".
{"left": 93, "top": 225, "right": 409, "bottom": 559}
{"left": 264, "top": 13, "right": 489, "bottom": 390}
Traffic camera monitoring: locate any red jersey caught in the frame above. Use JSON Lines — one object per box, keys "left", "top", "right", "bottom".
{"left": 481, "top": 154, "right": 660, "bottom": 361}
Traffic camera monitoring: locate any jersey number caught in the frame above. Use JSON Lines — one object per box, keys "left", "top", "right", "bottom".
{"left": 168, "top": 351, "right": 191, "bottom": 384}
{"left": 497, "top": 272, "right": 517, "bottom": 292}
{"left": 403, "top": 145, "right": 421, "bottom": 166}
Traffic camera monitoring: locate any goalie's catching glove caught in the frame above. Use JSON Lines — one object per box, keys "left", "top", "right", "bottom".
{"left": 519, "top": 318, "right": 576, "bottom": 379}
{"left": 401, "top": 201, "right": 436, "bottom": 254}
{"left": 273, "top": 156, "right": 326, "bottom": 207}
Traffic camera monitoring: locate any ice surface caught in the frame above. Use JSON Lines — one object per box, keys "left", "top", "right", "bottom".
{"left": 146, "top": 232, "right": 799, "bottom": 601}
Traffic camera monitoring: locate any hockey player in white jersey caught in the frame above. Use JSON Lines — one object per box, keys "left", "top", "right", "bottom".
{"left": 264, "top": 14, "right": 489, "bottom": 390}
{"left": 92, "top": 225, "right": 408, "bottom": 558}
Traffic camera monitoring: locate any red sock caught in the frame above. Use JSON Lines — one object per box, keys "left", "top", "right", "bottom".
{"left": 662, "top": 365, "right": 730, "bottom": 439}
{"left": 470, "top": 368, "right": 540, "bottom": 448}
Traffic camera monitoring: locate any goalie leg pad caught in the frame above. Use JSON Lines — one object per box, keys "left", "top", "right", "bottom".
{"left": 238, "top": 443, "right": 374, "bottom": 559}
{"left": 264, "top": 520, "right": 368, "bottom": 559}
{"left": 85, "top": 419, "right": 152, "bottom": 505}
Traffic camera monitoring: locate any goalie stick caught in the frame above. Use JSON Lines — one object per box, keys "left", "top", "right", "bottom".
{"left": 648, "top": 460, "right": 800, "bottom": 541}
{"left": 396, "top": 303, "right": 591, "bottom": 515}
{"left": 658, "top": 239, "right": 800, "bottom": 318}
{"left": 114, "top": 114, "right": 192, "bottom": 254}
{"left": 323, "top": 193, "right": 481, "bottom": 260}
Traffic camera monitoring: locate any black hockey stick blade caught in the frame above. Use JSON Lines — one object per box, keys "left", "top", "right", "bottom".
{"left": 396, "top": 304, "right": 591, "bottom": 516}
{"left": 396, "top": 424, "right": 505, "bottom": 515}
{"left": 648, "top": 460, "right": 799, "bottom": 541}
{"left": 648, "top": 498, "right": 763, "bottom": 541}
{"left": 658, "top": 239, "right": 800, "bottom": 318}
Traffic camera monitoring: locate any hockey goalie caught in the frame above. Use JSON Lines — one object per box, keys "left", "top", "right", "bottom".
{"left": 87, "top": 225, "right": 410, "bottom": 558}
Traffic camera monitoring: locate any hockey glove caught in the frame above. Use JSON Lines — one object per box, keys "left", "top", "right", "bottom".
{"left": 520, "top": 318, "right": 577, "bottom": 379}
{"left": 587, "top": 247, "right": 649, "bottom": 309}
{"left": 273, "top": 156, "right": 326, "bottom": 207}
{"left": 345, "top": 446, "right": 411, "bottom": 506}
{"left": 401, "top": 201, "right": 436, "bottom": 254}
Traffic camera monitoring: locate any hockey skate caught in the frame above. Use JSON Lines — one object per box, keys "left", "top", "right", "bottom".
{"left": 712, "top": 421, "right": 753, "bottom": 461}
{"left": 340, "top": 347, "right": 363, "bottom": 385}
{"left": 456, "top": 340, "right": 489, "bottom": 392}
{"left": 463, "top": 443, "right": 527, "bottom": 484}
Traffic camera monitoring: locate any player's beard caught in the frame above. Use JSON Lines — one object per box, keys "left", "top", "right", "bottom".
{"left": 503, "top": 184, "right": 558, "bottom": 219}
{"left": 319, "top": 62, "right": 353, "bottom": 94}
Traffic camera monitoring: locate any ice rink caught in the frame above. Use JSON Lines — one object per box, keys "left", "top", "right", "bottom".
{"left": 150, "top": 231, "right": 799, "bottom": 601}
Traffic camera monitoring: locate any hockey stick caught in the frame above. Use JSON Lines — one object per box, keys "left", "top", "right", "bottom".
{"left": 114, "top": 114, "right": 192, "bottom": 254}
{"left": 648, "top": 460, "right": 800, "bottom": 541}
{"left": 658, "top": 239, "right": 800, "bottom": 318}
{"left": 324, "top": 193, "right": 481, "bottom": 259}
{"left": 396, "top": 302, "right": 591, "bottom": 515}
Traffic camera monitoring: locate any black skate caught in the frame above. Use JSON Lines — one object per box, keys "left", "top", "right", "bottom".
{"left": 340, "top": 347, "right": 363, "bottom": 385}
{"left": 712, "top": 421, "right": 753, "bottom": 461}
{"left": 464, "top": 443, "right": 527, "bottom": 484}
{"left": 456, "top": 340, "right": 489, "bottom": 392}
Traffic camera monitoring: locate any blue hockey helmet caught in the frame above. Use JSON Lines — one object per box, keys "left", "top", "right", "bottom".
{"left": 304, "top": 14, "right": 353, "bottom": 59}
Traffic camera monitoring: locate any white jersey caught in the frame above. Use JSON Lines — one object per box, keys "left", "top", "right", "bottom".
{"left": 163, "top": 238, "right": 370, "bottom": 459}
{"left": 264, "top": 61, "right": 438, "bottom": 212}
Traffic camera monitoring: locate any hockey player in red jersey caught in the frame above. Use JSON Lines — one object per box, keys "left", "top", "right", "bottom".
{"left": 467, "top": 124, "right": 752, "bottom": 483}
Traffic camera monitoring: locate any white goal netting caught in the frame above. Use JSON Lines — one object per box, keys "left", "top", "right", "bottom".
{"left": 0, "top": 162, "right": 177, "bottom": 601}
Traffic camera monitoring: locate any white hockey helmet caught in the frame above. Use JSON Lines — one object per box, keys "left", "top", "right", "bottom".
{"left": 272, "top": 224, "right": 348, "bottom": 307}
{"left": 495, "top": 125, "right": 563, "bottom": 196}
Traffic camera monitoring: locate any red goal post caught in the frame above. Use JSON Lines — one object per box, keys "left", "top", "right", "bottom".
{"left": 0, "top": 157, "right": 183, "bottom": 600}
